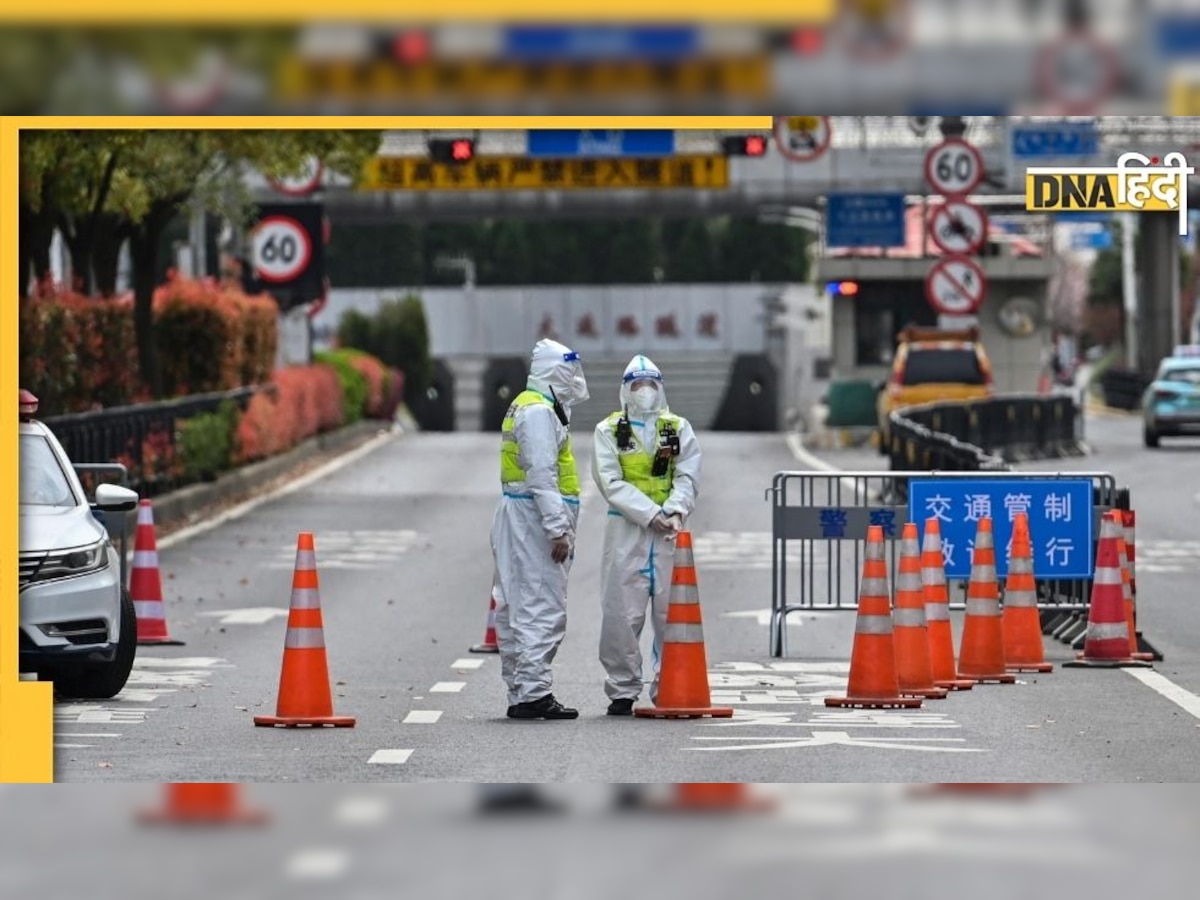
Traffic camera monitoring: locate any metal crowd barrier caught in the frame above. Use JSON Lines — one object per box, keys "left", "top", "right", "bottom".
{"left": 766, "top": 469, "right": 1121, "bottom": 659}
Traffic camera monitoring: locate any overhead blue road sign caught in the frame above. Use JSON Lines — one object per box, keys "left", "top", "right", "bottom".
{"left": 527, "top": 130, "right": 676, "bottom": 158}
{"left": 1012, "top": 122, "right": 1100, "bottom": 158}
{"left": 1155, "top": 16, "right": 1200, "bottom": 58}
{"left": 908, "top": 478, "right": 1095, "bottom": 579}
{"left": 825, "top": 193, "right": 907, "bottom": 248}
{"left": 503, "top": 26, "right": 698, "bottom": 61}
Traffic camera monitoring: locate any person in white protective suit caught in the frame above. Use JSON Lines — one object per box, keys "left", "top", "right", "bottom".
{"left": 591, "top": 354, "right": 701, "bottom": 716}
{"left": 491, "top": 338, "right": 589, "bottom": 720}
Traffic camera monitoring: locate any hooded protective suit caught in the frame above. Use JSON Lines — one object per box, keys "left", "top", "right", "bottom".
{"left": 491, "top": 339, "right": 589, "bottom": 707}
{"left": 591, "top": 355, "right": 701, "bottom": 704}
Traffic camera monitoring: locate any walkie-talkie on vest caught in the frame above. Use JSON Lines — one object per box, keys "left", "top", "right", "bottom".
{"left": 651, "top": 421, "right": 680, "bottom": 477}
{"left": 615, "top": 407, "right": 634, "bottom": 451}
{"left": 548, "top": 386, "right": 569, "bottom": 427}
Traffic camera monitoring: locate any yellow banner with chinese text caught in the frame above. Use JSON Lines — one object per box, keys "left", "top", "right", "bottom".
{"left": 360, "top": 155, "right": 730, "bottom": 191}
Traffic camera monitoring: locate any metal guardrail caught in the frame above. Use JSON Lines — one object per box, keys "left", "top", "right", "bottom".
{"left": 44, "top": 386, "right": 262, "bottom": 496}
{"left": 766, "top": 469, "right": 1122, "bottom": 659}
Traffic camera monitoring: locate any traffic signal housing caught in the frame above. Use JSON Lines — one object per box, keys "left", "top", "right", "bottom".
{"left": 721, "top": 134, "right": 770, "bottom": 157}
{"left": 429, "top": 138, "right": 475, "bottom": 164}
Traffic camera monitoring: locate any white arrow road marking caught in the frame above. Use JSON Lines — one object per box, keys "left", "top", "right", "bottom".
{"left": 199, "top": 608, "right": 289, "bottom": 625}
{"left": 692, "top": 731, "right": 987, "bottom": 752}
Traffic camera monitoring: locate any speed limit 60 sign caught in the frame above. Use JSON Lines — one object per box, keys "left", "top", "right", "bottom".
{"left": 253, "top": 216, "right": 312, "bottom": 283}
{"left": 924, "top": 138, "right": 984, "bottom": 197}
{"left": 247, "top": 203, "right": 325, "bottom": 311}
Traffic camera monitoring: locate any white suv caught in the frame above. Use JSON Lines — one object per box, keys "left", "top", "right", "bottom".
{"left": 19, "top": 390, "right": 140, "bottom": 698}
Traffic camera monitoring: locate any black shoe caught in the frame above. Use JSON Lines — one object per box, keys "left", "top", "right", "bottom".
{"left": 507, "top": 693, "right": 579, "bottom": 720}
{"left": 607, "top": 698, "right": 635, "bottom": 717}
{"left": 478, "top": 790, "right": 565, "bottom": 815}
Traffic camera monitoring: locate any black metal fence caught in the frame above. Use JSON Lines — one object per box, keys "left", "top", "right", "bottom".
{"left": 43, "top": 386, "right": 262, "bottom": 498}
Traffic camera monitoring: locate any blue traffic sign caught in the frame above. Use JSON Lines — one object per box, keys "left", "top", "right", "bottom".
{"left": 527, "top": 130, "right": 676, "bottom": 158}
{"left": 1071, "top": 229, "right": 1113, "bottom": 251}
{"left": 825, "top": 193, "right": 907, "bottom": 248}
{"left": 504, "top": 26, "right": 698, "bottom": 61}
{"left": 907, "top": 479, "right": 1095, "bottom": 580}
{"left": 1011, "top": 122, "right": 1099, "bottom": 158}
{"left": 1155, "top": 16, "right": 1200, "bottom": 58}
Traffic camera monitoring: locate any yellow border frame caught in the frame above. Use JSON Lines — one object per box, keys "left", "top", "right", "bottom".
{"left": 0, "top": 3, "right": 835, "bottom": 23}
{"left": 1, "top": 115, "right": 769, "bottom": 782}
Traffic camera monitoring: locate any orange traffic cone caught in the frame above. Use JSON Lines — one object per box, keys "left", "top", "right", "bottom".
{"left": 957, "top": 518, "right": 1017, "bottom": 685}
{"left": 634, "top": 531, "right": 733, "bottom": 719}
{"left": 254, "top": 533, "right": 357, "bottom": 727}
{"left": 1119, "top": 511, "right": 1155, "bottom": 662}
{"left": 921, "top": 519, "right": 975, "bottom": 691}
{"left": 130, "top": 499, "right": 185, "bottom": 646}
{"left": 1002, "top": 513, "right": 1053, "bottom": 673}
{"left": 140, "top": 783, "right": 267, "bottom": 825}
{"left": 470, "top": 583, "right": 500, "bottom": 654}
{"left": 1065, "top": 512, "right": 1152, "bottom": 669}
{"left": 894, "top": 523, "right": 948, "bottom": 700}
{"left": 826, "top": 526, "right": 923, "bottom": 709}
{"left": 665, "top": 783, "right": 775, "bottom": 813}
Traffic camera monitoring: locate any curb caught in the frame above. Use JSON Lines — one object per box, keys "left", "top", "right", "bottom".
{"left": 1084, "top": 397, "right": 1141, "bottom": 419}
{"left": 149, "top": 418, "right": 403, "bottom": 537}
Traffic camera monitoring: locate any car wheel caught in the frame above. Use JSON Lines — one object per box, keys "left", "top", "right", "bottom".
{"left": 53, "top": 588, "right": 137, "bottom": 700}
{"left": 1143, "top": 427, "right": 1160, "bottom": 449}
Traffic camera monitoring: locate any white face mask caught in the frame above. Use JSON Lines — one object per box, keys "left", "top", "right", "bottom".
{"left": 630, "top": 385, "right": 659, "bottom": 412}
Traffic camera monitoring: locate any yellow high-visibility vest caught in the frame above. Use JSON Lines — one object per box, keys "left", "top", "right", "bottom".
{"left": 603, "top": 411, "right": 682, "bottom": 505}
{"left": 500, "top": 390, "right": 580, "bottom": 495}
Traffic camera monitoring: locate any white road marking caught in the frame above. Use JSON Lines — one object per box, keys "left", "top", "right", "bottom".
{"left": 264, "top": 529, "right": 423, "bottom": 570}
{"left": 56, "top": 733, "right": 121, "bottom": 738}
{"left": 132, "top": 657, "right": 233, "bottom": 669}
{"left": 55, "top": 707, "right": 151, "bottom": 724}
{"left": 156, "top": 428, "right": 398, "bottom": 551}
{"left": 403, "top": 710, "right": 443, "bottom": 724}
{"left": 55, "top": 743, "right": 94, "bottom": 749}
{"left": 285, "top": 849, "right": 350, "bottom": 879}
{"left": 430, "top": 682, "right": 465, "bottom": 693}
{"left": 368, "top": 749, "right": 414, "bottom": 765}
{"left": 693, "top": 731, "right": 986, "bottom": 753}
{"left": 450, "top": 658, "right": 485, "bottom": 669}
{"left": 199, "top": 608, "right": 289, "bottom": 625}
{"left": 112, "top": 689, "right": 177, "bottom": 703}
{"left": 334, "top": 796, "right": 390, "bottom": 825}
{"left": 1125, "top": 669, "right": 1200, "bottom": 719}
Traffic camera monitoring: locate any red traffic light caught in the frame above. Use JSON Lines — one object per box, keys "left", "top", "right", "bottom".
{"left": 791, "top": 27, "right": 825, "bottom": 55}
{"left": 721, "top": 134, "right": 770, "bottom": 157}
{"left": 392, "top": 30, "right": 430, "bottom": 65}
{"left": 429, "top": 138, "right": 475, "bottom": 164}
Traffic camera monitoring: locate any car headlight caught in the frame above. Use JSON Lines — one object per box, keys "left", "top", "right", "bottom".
{"left": 39, "top": 541, "right": 109, "bottom": 579}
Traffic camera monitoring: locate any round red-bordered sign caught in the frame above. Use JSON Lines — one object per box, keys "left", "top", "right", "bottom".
{"left": 251, "top": 215, "right": 312, "bottom": 284}
{"left": 929, "top": 200, "right": 989, "bottom": 255}
{"left": 268, "top": 157, "right": 325, "bottom": 197}
{"left": 1036, "top": 29, "right": 1119, "bottom": 114}
{"left": 774, "top": 116, "right": 833, "bottom": 162}
{"left": 925, "top": 255, "right": 987, "bottom": 316}
{"left": 924, "top": 138, "right": 985, "bottom": 198}
{"left": 839, "top": 0, "right": 911, "bottom": 64}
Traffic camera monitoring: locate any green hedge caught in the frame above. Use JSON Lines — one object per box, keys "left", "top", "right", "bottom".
{"left": 178, "top": 399, "right": 239, "bottom": 481}
{"left": 314, "top": 349, "right": 368, "bottom": 424}
{"left": 336, "top": 295, "right": 430, "bottom": 408}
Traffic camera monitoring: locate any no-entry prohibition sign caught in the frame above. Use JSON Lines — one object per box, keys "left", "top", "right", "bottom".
{"left": 929, "top": 200, "right": 988, "bottom": 255}
{"left": 925, "top": 255, "right": 987, "bottom": 316}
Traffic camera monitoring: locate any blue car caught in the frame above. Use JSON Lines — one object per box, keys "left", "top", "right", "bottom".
{"left": 1143, "top": 348, "right": 1200, "bottom": 448}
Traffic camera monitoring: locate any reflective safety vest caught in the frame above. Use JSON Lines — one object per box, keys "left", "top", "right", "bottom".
{"left": 604, "top": 411, "right": 682, "bottom": 506}
{"left": 500, "top": 390, "right": 580, "bottom": 496}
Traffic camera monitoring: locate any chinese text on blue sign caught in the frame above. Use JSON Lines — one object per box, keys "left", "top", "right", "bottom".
{"left": 527, "top": 130, "right": 676, "bottom": 158}
{"left": 907, "top": 479, "right": 1094, "bottom": 579}
{"left": 825, "top": 193, "right": 907, "bottom": 248}
{"left": 1011, "top": 123, "right": 1099, "bottom": 159}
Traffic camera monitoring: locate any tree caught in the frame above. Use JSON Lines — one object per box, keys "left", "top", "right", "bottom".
{"left": 19, "top": 129, "right": 383, "bottom": 395}
{"left": 665, "top": 219, "right": 716, "bottom": 282}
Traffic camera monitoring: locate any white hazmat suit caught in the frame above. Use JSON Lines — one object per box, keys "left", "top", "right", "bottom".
{"left": 591, "top": 355, "right": 701, "bottom": 708}
{"left": 491, "top": 339, "right": 589, "bottom": 714}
